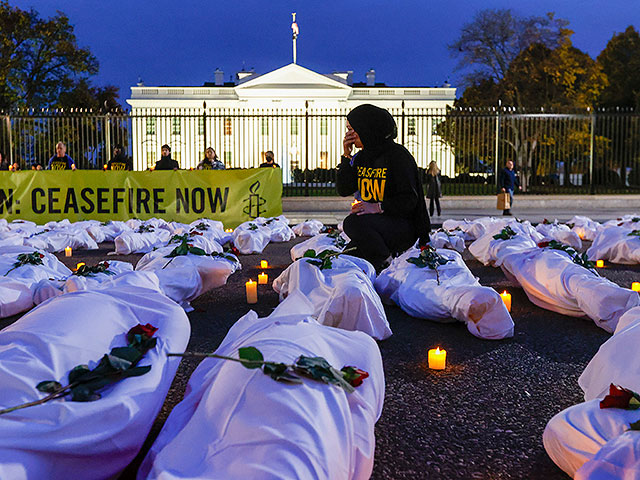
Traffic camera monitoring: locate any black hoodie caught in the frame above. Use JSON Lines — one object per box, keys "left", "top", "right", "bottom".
{"left": 336, "top": 104, "right": 430, "bottom": 244}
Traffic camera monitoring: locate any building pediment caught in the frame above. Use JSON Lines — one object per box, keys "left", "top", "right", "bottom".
{"left": 235, "top": 63, "right": 351, "bottom": 99}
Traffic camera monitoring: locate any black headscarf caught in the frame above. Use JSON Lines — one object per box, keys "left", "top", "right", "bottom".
{"left": 346, "top": 104, "right": 397, "bottom": 156}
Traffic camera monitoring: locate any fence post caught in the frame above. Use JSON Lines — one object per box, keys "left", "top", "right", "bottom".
{"left": 589, "top": 108, "right": 595, "bottom": 195}
{"left": 202, "top": 101, "right": 207, "bottom": 154}
{"left": 304, "top": 100, "right": 309, "bottom": 197}
{"left": 4, "top": 114, "right": 13, "bottom": 165}
{"left": 494, "top": 102, "right": 500, "bottom": 187}
{"left": 105, "top": 109, "right": 112, "bottom": 165}
{"left": 401, "top": 100, "right": 405, "bottom": 146}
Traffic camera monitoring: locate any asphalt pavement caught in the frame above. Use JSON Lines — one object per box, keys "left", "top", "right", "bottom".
{"left": 12, "top": 230, "right": 634, "bottom": 479}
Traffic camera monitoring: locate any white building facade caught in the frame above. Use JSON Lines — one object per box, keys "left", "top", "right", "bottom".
{"left": 126, "top": 63, "right": 456, "bottom": 181}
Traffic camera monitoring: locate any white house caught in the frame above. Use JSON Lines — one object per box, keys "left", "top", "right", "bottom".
{"left": 126, "top": 63, "right": 456, "bottom": 180}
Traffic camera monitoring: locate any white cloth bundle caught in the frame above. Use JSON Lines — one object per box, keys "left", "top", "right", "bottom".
{"left": 232, "top": 221, "right": 272, "bottom": 254}
{"left": 602, "top": 215, "right": 640, "bottom": 230}
{"left": 0, "top": 232, "right": 24, "bottom": 248}
{"left": 136, "top": 245, "right": 240, "bottom": 305}
{"left": 0, "top": 278, "right": 33, "bottom": 318}
{"left": 113, "top": 227, "right": 171, "bottom": 254}
{"left": 292, "top": 219, "right": 325, "bottom": 237}
{"left": 0, "top": 246, "right": 71, "bottom": 284}
{"left": 166, "top": 232, "right": 223, "bottom": 254}
{"left": 429, "top": 229, "right": 466, "bottom": 253}
{"left": 499, "top": 246, "right": 639, "bottom": 332}
{"left": 261, "top": 215, "right": 295, "bottom": 242}
{"left": 587, "top": 226, "right": 640, "bottom": 265}
{"left": 0, "top": 277, "right": 190, "bottom": 480}
{"left": 139, "top": 294, "right": 385, "bottom": 480}
{"left": 24, "top": 227, "right": 98, "bottom": 252}
{"left": 468, "top": 222, "right": 541, "bottom": 267}
{"left": 188, "top": 219, "right": 231, "bottom": 245}
{"left": 536, "top": 222, "right": 583, "bottom": 250}
{"left": 63, "top": 260, "right": 134, "bottom": 294}
{"left": 544, "top": 309, "right": 640, "bottom": 478}
{"left": 567, "top": 215, "right": 602, "bottom": 242}
{"left": 95, "top": 220, "right": 132, "bottom": 242}
{"left": 273, "top": 254, "right": 391, "bottom": 340}
{"left": 375, "top": 247, "right": 514, "bottom": 340}
{"left": 290, "top": 232, "right": 350, "bottom": 262}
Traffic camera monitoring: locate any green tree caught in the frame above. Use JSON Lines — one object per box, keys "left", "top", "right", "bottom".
{"left": 449, "top": 8, "right": 570, "bottom": 85}
{"left": 0, "top": 0, "right": 118, "bottom": 109}
{"left": 597, "top": 26, "right": 640, "bottom": 109}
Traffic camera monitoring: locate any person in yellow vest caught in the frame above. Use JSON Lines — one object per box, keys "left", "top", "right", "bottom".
{"left": 47, "top": 142, "right": 76, "bottom": 170}
{"left": 337, "top": 104, "right": 430, "bottom": 272}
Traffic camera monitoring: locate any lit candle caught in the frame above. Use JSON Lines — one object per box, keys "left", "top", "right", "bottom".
{"left": 76, "top": 262, "right": 85, "bottom": 270}
{"left": 596, "top": 260, "right": 604, "bottom": 268}
{"left": 351, "top": 199, "right": 360, "bottom": 207}
{"left": 632, "top": 282, "right": 640, "bottom": 292}
{"left": 500, "top": 291, "right": 512, "bottom": 312}
{"left": 258, "top": 272, "right": 268, "bottom": 285}
{"left": 65, "top": 246, "right": 72, "bottom": 257}
{"left": 225, "top": 228, "right": 233, "bottom": 233}
{"left": 428, "top": 347, "right": 446, "bottom": 370}
{"left": 260, "top": 260, "right": 268, "bottom": 269}
{"left": 246, "top": 279, "right": 258, "bottom": 304}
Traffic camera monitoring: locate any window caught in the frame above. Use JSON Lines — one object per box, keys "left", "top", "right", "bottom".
{"left": 319, "top": 151, "right": 328, "bottom": 169}
{"left": 173, "top": 151, "right": 181, "bottom": 163}
{"left": 172, "top": 118, "right": 181, "bottom": 135}
{"left": 224, "top": 151, "right": 232, "bottom": 166}
{"left": 432, "top": 118, "right": 443, "bottom": 135}
{"left": 261, "top": 118, "right": 269, "bottom": 136}
{"left": 290, "top": 118, "right": 298, "bottom": 135}
{"left": 198, "top": 117, "right": 205, "bottom": 136}
{"left": 146, "top": 118, "right": 156, "bottom": 136}
{"left": 320, "top": 117, "right": 328, "bottom": 136}
{"left": 408, "top": 118, "right": 416, "bottom": 136}
{"left": 224, "top": 118, "right": 232, "bottom": 136}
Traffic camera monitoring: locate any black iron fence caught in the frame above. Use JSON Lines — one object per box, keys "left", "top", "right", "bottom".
{"left": 1, "top": 106, "right": 639, "bottom": 195}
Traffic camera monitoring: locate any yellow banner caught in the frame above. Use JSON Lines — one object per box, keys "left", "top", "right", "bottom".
{"left": 0, "top": 169, "right": 282, "bottom": 227}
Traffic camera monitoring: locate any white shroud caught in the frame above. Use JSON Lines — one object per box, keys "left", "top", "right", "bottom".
{"left": 587, "top": 226, "right": 640, "bottom": 265}
{"left": 139, "top": 294, "right": 385, "bottom": 480}
{"left": 375, "top": 247, "right": 514, "bottom": 340}
{"left": 273, "top": 255, "right": 391, "bottom": 340}
{"left": 0, "top": 275, "right": 190, "bottom": 480}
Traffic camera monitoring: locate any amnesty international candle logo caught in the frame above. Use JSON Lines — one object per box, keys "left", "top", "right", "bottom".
{"left": 243, "top": 180, "right": 267, "bottom": 218}
{"left": 357, "top": 166, "right": 387, "bottom": 202}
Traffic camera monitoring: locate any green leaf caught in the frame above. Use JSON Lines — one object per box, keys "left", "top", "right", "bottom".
{"left": 110, "top": 346, "right": 143, "bottom": 365}
{"left": 302, "top": 249, "right": 317, "bottom": 258}
{"left": 188, "top": 246, "right": 207, "bottom": 256}
{"left": 36, "top": 380, "right": 63, "bottom": 394}
{"left": 262, "top": 362, "right": 303, "bottom": 383}
{"left": 105, "top": 354, "right": 132, "bottom": 371}
{"left": 238, "top": 346, "right": 264, "bottom": 369}
{"left": 70, "top": 385, "right": 101, "bottom": 402}
{"left": 68, "top": 364, "right": 91, "bottom": 384}
{"left": 120, "top": 365, "right": 152, "bottom": 378}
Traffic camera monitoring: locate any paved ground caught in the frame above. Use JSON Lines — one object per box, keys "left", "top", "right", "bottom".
{"left": 5, "top": 229, "right": 640, "bottom": 479}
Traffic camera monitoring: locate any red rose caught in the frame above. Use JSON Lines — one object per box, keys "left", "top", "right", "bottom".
{"left": 340, "top": 366, "right": 369, "bottom": 387}
{"left": 127, "top": 323, "right": 158, "bottom": 340}
{"left": 537, "top": 241, "right": 550, "bottom": 248}
{"left": 420, "top": 245, "right": 429, "bottom": 252}
{"left": 102, "top": 261, "right": 109, "bottom": 268}
{"left": 600, "top": 384, "right": 640, "bottom": 409}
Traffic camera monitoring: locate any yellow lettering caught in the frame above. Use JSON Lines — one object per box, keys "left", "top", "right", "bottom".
{"left": 361, "top": 178, "right": 372, "bottom": 201}
{"left": 372, "top": 179, "right": 385, "bottom": 201}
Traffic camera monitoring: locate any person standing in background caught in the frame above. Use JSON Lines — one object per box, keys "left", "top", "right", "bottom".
{"left": 259, "top": 151, "right": 279, "bottom": 168}
{"left": 498, "top": 159, "right": 520, "bottom": 216}
{"left": 0, "top": 152, "right": 9, "bottom": 171}
{"left": 154, "top": 144, "right": 179, "bottom": 170}
{"left": 47, "top": 142, "right": 76, "bottom": 170}
{"left": 107, "top": 145, "right": 133, "bottom": 170}
{"left": 426, "top": 161, "right": 442, "bottom": 217}
{"left": 198, "top": 147, "right": 225, "bottom": 170}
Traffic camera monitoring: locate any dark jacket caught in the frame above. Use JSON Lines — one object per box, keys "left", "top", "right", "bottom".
{"left": 48, "top": 155, "right": 75, "bottom": 170}
{"left": 336, "top": 104, "right": 430, "bottom": 245}
{"left": 155, "top": 156, "right": 179, "bottom": 170}
{"left": 197, "top": 158, "right": 225, "bottom": 170}
{"left": 426, "top": 173, "right": 442, "bottom": 199}
{"left": 107, "top": 154, "right": 133, "bottom": 171}
{"left": 498, "top": 167, "right": 519, "bottom": 191}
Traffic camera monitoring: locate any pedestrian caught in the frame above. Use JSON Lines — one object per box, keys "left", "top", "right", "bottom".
{"left": 498, "top": 159, "right": 520, "bottom": 216}
{"left": 336, "top": 104, "right": 430, "bottom": 272}
{"left": 154, "top": 144, "right": 179, "bottom": 170}
{"left": 107, "top": 144, "right": 133, "bottom": 170}
{"left": 426, "top": 160, "right": 442, "bottom": 217}
{"left": 259, "top": 151, "right": 279, "bottom": 168}
{"left": 47, "top": 142, "right": 76, "bottom": 170}
{"left": 197, "top": 147, "right": 225, "bottom": 170}
{"left": 0, "top": 151, "right": 9, "bottom": 171}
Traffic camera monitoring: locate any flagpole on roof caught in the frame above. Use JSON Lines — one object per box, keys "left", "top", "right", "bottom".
{"left": 291, "top": 13, "right": 299, "bottom": 64}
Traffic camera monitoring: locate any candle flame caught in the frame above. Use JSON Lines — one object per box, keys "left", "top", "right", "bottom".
{"left": 435, "top": 347, "right": 441, "bottom": 353}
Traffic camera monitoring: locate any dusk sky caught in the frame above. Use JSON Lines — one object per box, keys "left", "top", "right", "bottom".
{"left": 11, "top": 0, "right": 639, "bottom": 104}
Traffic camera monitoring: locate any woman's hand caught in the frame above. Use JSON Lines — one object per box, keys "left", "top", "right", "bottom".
{"left": 343, "top": 130, "right": 358, "bottom": 157}
{"left": 352, "top": 201, "right": 382, "bottom": 215}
